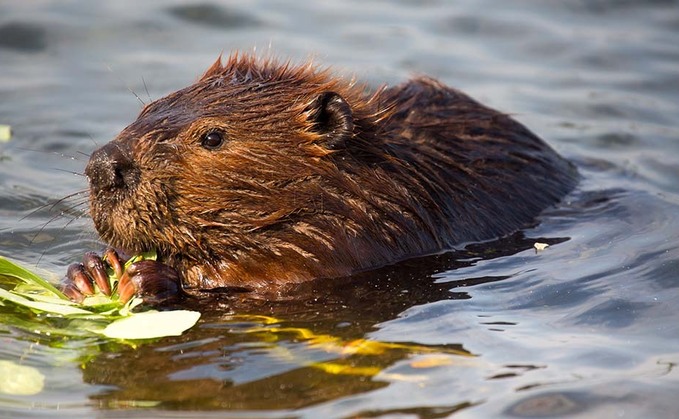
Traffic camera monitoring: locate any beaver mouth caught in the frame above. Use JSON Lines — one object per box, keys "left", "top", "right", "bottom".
{"left": 91, "top": 184, "right": 186, "bottom": 269}
{"left": 93, "top": 217, "right": 143, "bottom": 256}
{"left": 85, "top": 142, "right": 165, "bottom": 258}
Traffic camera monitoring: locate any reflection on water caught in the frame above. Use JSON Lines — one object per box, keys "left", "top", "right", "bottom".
{"left": 1, "top": 0, "right": 679, "bottom": 417}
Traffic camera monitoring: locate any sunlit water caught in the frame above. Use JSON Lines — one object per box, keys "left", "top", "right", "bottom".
{"left": 1, "top": 1, "right": 679, "bottom": 417}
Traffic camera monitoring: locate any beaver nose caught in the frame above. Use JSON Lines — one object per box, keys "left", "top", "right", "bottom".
{"left": 85, "top": 143, "right": 140, "bottom": 195}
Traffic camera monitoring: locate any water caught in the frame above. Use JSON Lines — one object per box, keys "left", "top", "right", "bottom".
{"left": 1, "top": 0, "right": 679, "bottom": 417}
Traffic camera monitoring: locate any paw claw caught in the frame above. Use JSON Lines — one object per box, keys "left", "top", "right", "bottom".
{"left": 117, "top": 270, "right": 136, "bottom": 303}
{"left": 59, "top": 278, "right": 85, "bottom": 303}
{"left": 103, "top": 248, "right": 125, "bottom": 280}
{"left": 83, "top": 252, "right": 111, "bottom": 296}
{"left": 65, "top": 263, "right": 95, "bottom": 296}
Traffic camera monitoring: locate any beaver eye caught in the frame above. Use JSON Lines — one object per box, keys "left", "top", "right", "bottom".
{"left": 201, "top": 131, "right": 225, "bottom": 150}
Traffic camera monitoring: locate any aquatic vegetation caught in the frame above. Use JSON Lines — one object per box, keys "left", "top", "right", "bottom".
{"left": 0, "top": 253, "right": 200, "bottom": 340}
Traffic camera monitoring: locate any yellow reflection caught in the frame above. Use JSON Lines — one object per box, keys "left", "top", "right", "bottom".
{"left": 226, "top": 314, "right": 475, "bottom": 378}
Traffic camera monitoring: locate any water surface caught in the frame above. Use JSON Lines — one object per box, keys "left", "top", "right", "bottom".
{"left": 1, "top": 1, "right": 679, "bottom": 417}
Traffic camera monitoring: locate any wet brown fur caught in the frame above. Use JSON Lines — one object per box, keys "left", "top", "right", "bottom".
{"left": 86, "top": 53, "right": 578, "bottom": 293}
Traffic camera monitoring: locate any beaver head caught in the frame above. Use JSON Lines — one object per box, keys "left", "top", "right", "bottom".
{"left": 85, "top": 54, "right": 403, "bottom": 291}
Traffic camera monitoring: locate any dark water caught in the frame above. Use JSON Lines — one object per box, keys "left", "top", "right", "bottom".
{"left": 1, "top": 0, "right": 679, "bottom": 417}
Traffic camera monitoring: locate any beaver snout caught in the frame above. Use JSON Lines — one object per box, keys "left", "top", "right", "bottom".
{"left": 85, "top": 143, "right": 140, "bottom": 196}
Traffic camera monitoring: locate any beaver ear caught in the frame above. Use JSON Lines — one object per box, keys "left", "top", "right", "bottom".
{"left": 307, "top": 92, "right": 354, "bottom": 150}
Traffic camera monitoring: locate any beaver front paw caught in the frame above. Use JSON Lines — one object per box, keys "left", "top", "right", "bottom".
{"left": 60, "top": 248, "right": 184, "bottom": 306}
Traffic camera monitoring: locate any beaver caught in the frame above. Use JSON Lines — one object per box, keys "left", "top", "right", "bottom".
{"left": 60, "top": 53, "right": 578, "bottom": 304}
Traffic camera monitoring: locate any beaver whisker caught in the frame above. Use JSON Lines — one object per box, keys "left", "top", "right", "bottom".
{"left": 141, "top": 75, "right": 153, "bottom": 103}
{"left": 29, "top": 197, "right": 89, "bottom": 247}
{"left": 104, "top": 62, "right": 146, "bottom": 107}
{"left": 52, "top": 168, "right": 87, "bottom": 177}
{"left": 14, "top": 146, "right": 91, "bottom": 163}
{"left": 20, "top": 189, "right": 89, "bottom": 222}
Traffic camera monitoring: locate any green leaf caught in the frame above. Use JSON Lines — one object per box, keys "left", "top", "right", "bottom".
{"left": 0, "top": 360, "right": 45, "bottom": 395}
{"left": 125, "top": 249, "right": 158, "bottom": 266}
{"left": 102, "top": 310, "right": 201, "bottom": 339}
{"left": 0, "top": 287, "right": 92, "bottom": 316}
{"left": 0, "top": 256, "right": 65, "bottom": 298}
{"left": 80, "top": 294, "right": 116, "bottom": 307}
{"left": 12, "top": 290, "right": 78, "bottom": 306}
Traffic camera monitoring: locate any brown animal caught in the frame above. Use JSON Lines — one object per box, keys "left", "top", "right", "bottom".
{"left": 61, "top": 53, "right": 578, "bottom": 303}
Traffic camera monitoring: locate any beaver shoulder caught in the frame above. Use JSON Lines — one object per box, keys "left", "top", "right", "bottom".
{"left": 83, "top": 54, "right": 578, "bottom": 293}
